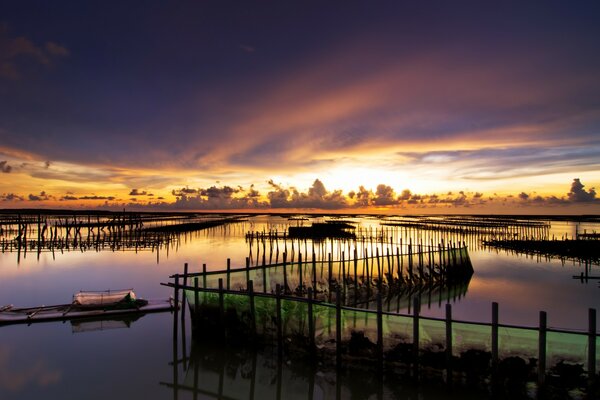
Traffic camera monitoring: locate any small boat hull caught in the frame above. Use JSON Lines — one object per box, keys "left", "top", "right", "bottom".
{"left": 0, "top": 298, "right": 176, "bottom": 326}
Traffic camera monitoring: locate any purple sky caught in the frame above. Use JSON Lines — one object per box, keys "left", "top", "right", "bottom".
{"left": 1, "top": 1, "right": 600, "bottom": 212}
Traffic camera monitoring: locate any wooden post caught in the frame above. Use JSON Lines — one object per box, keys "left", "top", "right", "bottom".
{"left": 408, "top": 239, "right": 413, "bottom": 279}
{"left": 183, "top": 263, "right": 189, "bottom": 288}
{"left": 328, "top": 253, "right": 333, "bottom": 302}
{"left": 312, "top": 254, "right": 317, "bottom": 291}
{"left": 202, "top": 263, "right": 207, "bottom": 288}
{"left": 218, "top": 278, "right": 224, "bottom": 333}
{"left": 262, "top": 256, "right": 268, "bottom": 293}
{"left": 386, "top": 248, "right": 392, "bottom": 281}
{"left": 340, "top": 250, "right": 345, "bottom": 281}
{"left": 353, "top": 248, "right": 358, "bottom": 281}
{"left": 418, "top": 243, "right": 423, "bottom": 279}
{"left": 173, "top": 275, "right": 179, "bottom": 341}
{"left": 298, "top": 253, "right": 303, "bottom": 293}
{"left": 376, "top": 247, "right": 381, "bottom": 282}
{"left": 283, "top": 252, "right": 288, "bottom": 294}
{"left": 377, "top": 293, "right": 383, "bottom": 368}
{"left": 248, "top": 280, "right": 256, "bottom": 336}
{"left": 446, "top": 303, "right": 452, "bottom": 371}
{"left": 308, "top": 288, "right": 315, "bottom": 352}
{"left": 365, "top": 248, "right": 371, "bottom": 294}
{"left": 276, "top": 284, "right": 283, "bottom": 356}
{"left": 246, "top": 256, "right": 250, "bottom": 283}
{"left": 354, "top": 249, "right": 358, "bottom": 304}
{"left": 538, "top": 311, "right": 547, "bottom": 386}
{"left": 413, "top": 296, "right": 420, "bottom": 360}
{"left": 181, "top": 263, "right": 188, "bottom": 323}
{"left": 226, "top": 258, "right": 231, "bottom": 290}
{"left": 336, "top": 286, "right": 342, "bottom": 364}
{"left": 194, "top": 277, "right": 199, "bottom": 314}
{"left": 492, "top": 302, "right": 499, "bottom": 368}
{"left": 589, "top": 308, "right": 596, "bottom": 380}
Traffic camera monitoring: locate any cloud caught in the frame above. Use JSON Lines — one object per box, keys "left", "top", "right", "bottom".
{"left": 28, "top": 191, "right": 52, "bottom": 201}
{"left": 239, "top": 44, "right": 255, "bottom": 53}
{"left": 510, "top": 178, "right": 598, "bottom": 206}
{"left": 169, "top": 184, "right": 268, "bottom": 210}
{"left": 172, "top": 187, "right": 197, "bottom": 196}
{"left": 129, "top": 189, "right": 148, "bottom": 196}
{"left": 0, "top": 26, "right": 69, "bottom": 79}
{"left": 45, "top": 42, "right": 70, "bottom": 57}
{"left": 398, "top": 145, "right": 600, "bottom": 182}
{"left": 567, "top": 178, "right": 596, "bottom": 202}
{"left": 0, "top": 160, "right": 11, "bottom": 173}
{"left": 1, "top": 193, "right": 24, "bottom": 201}
{"left": 374, "top": 184, "right": 399, "bottom": 206}
{"left": 79, "top": 195, "right": 116, "bottom": 200}
{"left": 266, "top": 179, "right": 349, "bottom": 209}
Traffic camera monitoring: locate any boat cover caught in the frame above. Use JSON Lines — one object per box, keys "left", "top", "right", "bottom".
{"left": 72, "top": 289, "right": 136, "bottom": 307}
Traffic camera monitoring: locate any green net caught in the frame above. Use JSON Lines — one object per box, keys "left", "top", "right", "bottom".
{"left": 452, "top": 321, "right": 491, "bottom": 354}
{"left": 498, "top": 325, "right": 538, "bottom": 360}
{"left": 185, "top": 287, "right": 597, "bottom": 369}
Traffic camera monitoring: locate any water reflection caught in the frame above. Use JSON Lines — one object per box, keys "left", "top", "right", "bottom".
{"left": 164, "top": 338, "right": 493, "bottom": 400}
{"left": 0, "top": 345, "right": 62, "bottom": 393}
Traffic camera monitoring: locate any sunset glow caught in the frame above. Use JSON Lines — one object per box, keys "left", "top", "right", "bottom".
{"left": 1, "top": 2, "right": 599, "bottom": 213}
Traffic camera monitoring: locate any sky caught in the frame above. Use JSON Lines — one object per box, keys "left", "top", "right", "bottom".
{"left": 1, "top": 1, "right": 600, "bottom": 213}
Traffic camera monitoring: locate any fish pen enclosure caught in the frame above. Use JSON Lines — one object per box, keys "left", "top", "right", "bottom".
{"left": 174, "top": 242, "right": 473, "bottom": 307}
{"left": 163, "top": 245, "right": 598, "bottom": 394}
{"left": 484, "top": 238, "right": 600, "bottom": 265}
{"left": 0, "top": 211, "right": 246, "bottom": 261}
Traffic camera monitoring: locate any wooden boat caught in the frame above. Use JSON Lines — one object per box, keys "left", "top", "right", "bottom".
{"left": 0, "top": 289, "right": 176, "bottom": 325}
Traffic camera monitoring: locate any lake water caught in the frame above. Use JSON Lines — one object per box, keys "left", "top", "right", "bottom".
{"left": 0, "top": 214, "right": 598, "bottom": 399}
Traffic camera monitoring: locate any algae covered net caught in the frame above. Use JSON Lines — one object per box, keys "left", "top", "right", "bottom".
{"left": 183, "top": 288, "right": 599, "bottom": 371}
{"left": 186, "top": 245, "right": 473, "bottom": 309}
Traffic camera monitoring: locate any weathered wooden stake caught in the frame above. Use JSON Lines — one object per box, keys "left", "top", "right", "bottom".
{"left": 446, "top": 303, "right": 452, "bottom": 371}
{"left": 328, "top": 253, "right": 333, "bottom": 301}
{"left": 377, "top": 293, "right": 383, "bottom": 368}
{"left": 276, "top": 284, "right": 283, "bottom": 356}
{"left": 183, "top": 263, "right": 189, "bottom": 287}
{"left": 181, "top": 263, "right": 188, "bottom": 323}
{"left": 173, "top": 275, "right": 179, "bottom": 341}
{"left": 413, "top": 296, "right": 420, "bottom": 360}
{"left": 312, "top": 253, "right": 317, "bottom": 291}
{"left": 589, "top": 308, "right": 596, "bottom": 380}
{"left": 538, "top": 311, "right": 547, "bottom": 386}
{"left": 308, "top": 288, "right": 315, "bottom": 351}
{"left": 283, "top": 252, "right": 288, "bottom": 293}
{"left": 492, "top": 302, "right": 499, "bottom": 368}
{"left": 336, "top": 286, "right": 342, "bottom": 364}
{"left": 194, "top": 277, "right": 199, "bottom": 314}
{"left": 298, "top": 253, "right": 303, "bottom": 293}
{"left": 218, "top": 278, "right": 224, "bottom": 332}
{"left": 226, "top": 258, "right": 231, "bottom": 290}
{"left": 248, "top": 280, "right": 256, "bottom": 336}
{"left": 246, "top": 256, "right": 250, "bottom": 283}
{"left": 341, "top": 251, "right": 346, "bottom": 284}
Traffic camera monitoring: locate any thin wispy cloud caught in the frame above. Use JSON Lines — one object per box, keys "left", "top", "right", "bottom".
{"left": 0, "top": 3, "right": 599, "bottom": 212}
{"left": 0, "top": 25, "right": 69, "bottom": 79}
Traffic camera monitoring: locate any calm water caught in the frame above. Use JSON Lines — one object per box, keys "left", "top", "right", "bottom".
{"left": 0, "top": 214, "right": 598, "bottom": 399}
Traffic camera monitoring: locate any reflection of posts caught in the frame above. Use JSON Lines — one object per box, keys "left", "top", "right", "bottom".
{"left": 538, "top": 311, "right": 547, "bottom": 386}
{"left": 173, "top": 275, "right": 179, "bottom": 342}
{"left": 413, "top": 295, "right": 420, "bottom": 379}
{"left": 588, "top": 308, "right": 596, "bottom": 384}
{"left": 446, "top": 303, "right": 453, "bottom": 385}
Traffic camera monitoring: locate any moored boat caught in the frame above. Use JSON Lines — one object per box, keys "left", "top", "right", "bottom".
{"left": 0, "top": 289, "right": 176, "bottom": 325}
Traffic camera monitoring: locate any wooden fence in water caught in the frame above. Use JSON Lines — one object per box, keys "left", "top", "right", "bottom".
{"left": 163, "top": 247, "right": 598, "bottom": 389}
